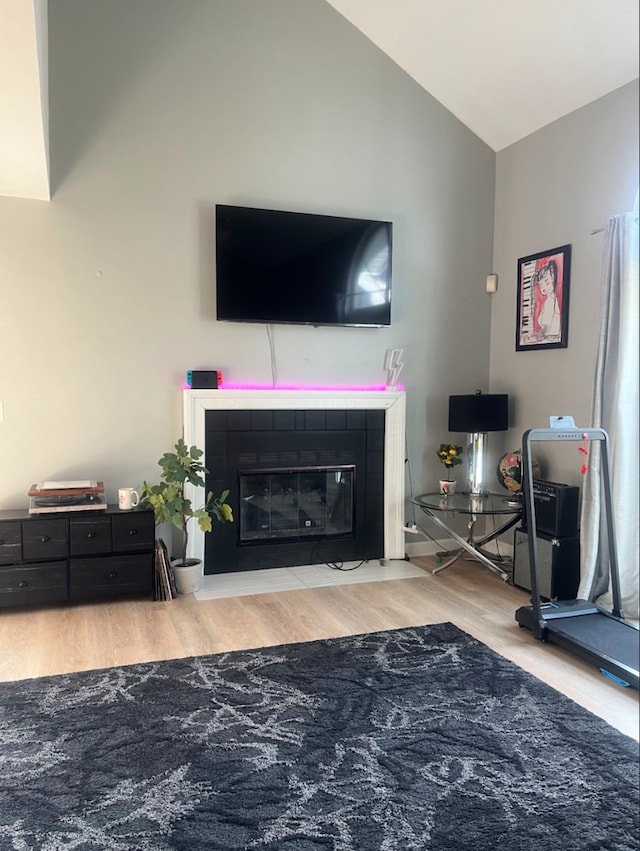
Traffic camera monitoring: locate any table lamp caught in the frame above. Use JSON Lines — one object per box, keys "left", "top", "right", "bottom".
{"left": 448, "top": 391, "right": 509, "bottom": 496}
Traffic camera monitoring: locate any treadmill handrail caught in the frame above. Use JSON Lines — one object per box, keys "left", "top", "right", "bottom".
{"left": 522, "top": 427, "right": 624, "bottom": 624}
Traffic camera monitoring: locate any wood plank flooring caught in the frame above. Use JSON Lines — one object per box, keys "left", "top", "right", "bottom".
{"left": 0, "top": 556, "right": 637, "bottom": 740}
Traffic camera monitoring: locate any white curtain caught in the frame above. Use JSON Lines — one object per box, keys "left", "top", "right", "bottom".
{"left": 578, "top": 211, "right": 639, "bottom": 620}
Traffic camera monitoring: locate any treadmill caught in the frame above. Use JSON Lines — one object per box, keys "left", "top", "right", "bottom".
{"left": 515, "top": 426, "right": 640, "bottom": 689}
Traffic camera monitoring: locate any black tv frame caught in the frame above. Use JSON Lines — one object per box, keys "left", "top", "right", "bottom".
{"left": 215, "top": 204, "right": 393, "bottom": 328}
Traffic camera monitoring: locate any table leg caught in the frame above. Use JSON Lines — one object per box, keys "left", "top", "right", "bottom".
{"left": 420, "top": 508, "right": 510, "bottom": 581}
{"left": 472, "top": 513, "right": 521, "bottom": 549}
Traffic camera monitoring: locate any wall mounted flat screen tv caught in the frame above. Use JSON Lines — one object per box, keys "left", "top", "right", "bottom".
{"left": 215, "top": 204, "right": 393, "bottom": 327}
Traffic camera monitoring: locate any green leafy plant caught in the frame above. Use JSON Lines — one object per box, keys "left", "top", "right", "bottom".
{"left": 141, "top": 439, "right": 233, "bottom": 566}
{"left": 436, "top": 443, "right": 463, "bottom": 481}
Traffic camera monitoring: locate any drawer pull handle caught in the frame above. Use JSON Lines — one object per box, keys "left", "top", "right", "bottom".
{"left": 87, "top": 532, "right": 96, "bottom": 539}
{"left": 129, "top": 529, "right": 138, "bottom": 536}
{"left": 108, "top": 571, "right": 118, "bottom": 579}
{"left": 41, "top": 536, "right": 50, "bottom": 543}
{"left": 18, "top": 581, "right": 28, "bottom": 588}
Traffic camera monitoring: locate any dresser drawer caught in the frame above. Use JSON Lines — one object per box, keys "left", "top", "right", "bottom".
{"left": 22, "top": 518, "right": 67, "bottom": 560}
{"left": 0, "top": 521, "right": 21, "bottom": 564}
{"left": 69, "top": 554, "right": 153, "bottom": 600}
{"left": 69, "top": 517, "right": 112, "bottom": 556}
{"left": 0, "top": 561, "right": 67, "bottom": 607}
{"left": 112, "top": 512, "right": 155, "bottom": 552}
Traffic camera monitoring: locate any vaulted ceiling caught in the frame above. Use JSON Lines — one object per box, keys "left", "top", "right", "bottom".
{"left": 327, "top": 0, "right": 639, "bottom": 151}
{"left": 1, "top": 0, "right": 638, "bottom": 201}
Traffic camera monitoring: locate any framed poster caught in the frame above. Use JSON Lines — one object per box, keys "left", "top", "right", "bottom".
{"left": 516, "top": 244, "right": 571, "bottom": 351}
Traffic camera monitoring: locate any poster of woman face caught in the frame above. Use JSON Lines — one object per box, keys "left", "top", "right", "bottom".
{"left": 516, "top": 244, "right": 571, "bottom": 351}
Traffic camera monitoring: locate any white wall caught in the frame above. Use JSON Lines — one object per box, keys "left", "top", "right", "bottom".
{"left": 490, "top": 80, "right": 639, "bottom": 483}
{"left": 0, "top": 0, "right": 495, "bottom": 510}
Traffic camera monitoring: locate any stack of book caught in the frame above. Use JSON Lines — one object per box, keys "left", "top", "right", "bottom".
{"left": 28, "top": 480, "right": 107, "bottom": 514}
{"left": 154, "top": 538, "right": 177, "bottom": 601}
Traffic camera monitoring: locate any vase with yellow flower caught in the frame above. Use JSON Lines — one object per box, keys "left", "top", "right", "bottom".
{"left": 436, "top": 443, "right": 463, "bottom": 497}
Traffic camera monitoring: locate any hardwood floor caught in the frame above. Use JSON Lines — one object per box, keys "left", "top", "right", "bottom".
{"left": 0, "top": 556, "right": 637, "bottom": 740}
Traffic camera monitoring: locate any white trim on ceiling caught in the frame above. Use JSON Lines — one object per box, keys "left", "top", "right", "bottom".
{"left": 0, "top": 0, "right": 49, "bottom": 200}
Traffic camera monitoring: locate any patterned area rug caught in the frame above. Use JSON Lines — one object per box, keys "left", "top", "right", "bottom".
{"left": 0, "top": 623, "right": 637, "bottom": 850}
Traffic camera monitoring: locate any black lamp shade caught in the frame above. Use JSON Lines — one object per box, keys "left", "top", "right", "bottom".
{"left": 448, "top": 393, "right": 509, "bottom": 433}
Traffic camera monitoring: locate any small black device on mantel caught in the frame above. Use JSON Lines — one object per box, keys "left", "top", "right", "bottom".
{"left": 186, "top": 370, "right": 221, "bottom": 389}
{"left": 215, "top": 204, "right": 393, "bottom": 328}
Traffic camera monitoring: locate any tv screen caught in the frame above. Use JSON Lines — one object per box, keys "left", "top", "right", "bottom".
{"left": 215, "top": 204, "right": 393, "bottom": 327}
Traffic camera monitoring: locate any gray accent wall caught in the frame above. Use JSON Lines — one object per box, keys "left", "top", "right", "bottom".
{"left": 491, "top": 80, "right": 639, "bottom": 484}
{"left": 0, "top": 0, "right": 495, "bottom": 510}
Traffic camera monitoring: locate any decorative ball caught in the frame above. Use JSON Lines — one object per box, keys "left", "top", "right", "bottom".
{"left": 496, "top": 450, "right": 541, "bottom": 493}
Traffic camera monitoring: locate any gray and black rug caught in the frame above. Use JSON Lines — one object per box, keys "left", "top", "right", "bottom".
{"left": 0, "top": 622, "right": 637, "bottom": 850}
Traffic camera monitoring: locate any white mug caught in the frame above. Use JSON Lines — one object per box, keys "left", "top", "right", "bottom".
{"left": 118, "top": 487, "right": 140, "bottom": 510}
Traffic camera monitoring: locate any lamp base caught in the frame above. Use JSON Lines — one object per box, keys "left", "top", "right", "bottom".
{"left": 466, "top": 432, "right": 489, "bottom": 496}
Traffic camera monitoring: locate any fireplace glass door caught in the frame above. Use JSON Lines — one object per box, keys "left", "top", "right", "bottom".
{"left": 240, "top": 466, "right": 355, "bottom": 543}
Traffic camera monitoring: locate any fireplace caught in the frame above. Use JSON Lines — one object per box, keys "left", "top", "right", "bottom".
{"left": 183, "top": 388, "right": 406, "bottom": 573}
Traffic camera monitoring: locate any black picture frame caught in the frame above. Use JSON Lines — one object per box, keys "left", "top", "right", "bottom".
{"left": 516, "top": 244, "right": 571, "bottom": 351}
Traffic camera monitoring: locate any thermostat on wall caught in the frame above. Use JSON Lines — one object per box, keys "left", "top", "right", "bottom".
{"left": 186, "top": 370, "right": 222, "bottom": 389}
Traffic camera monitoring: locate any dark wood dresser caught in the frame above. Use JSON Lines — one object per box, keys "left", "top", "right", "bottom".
{"left": 0, "top": 506, "right": 155, "bottom": 608}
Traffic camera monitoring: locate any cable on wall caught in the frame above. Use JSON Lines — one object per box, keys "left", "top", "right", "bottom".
{"left": 404, "top": 432, "right": 418, "bottom": 527}
{"left": 266, "top": 324, "right": 277, "bottom": 386}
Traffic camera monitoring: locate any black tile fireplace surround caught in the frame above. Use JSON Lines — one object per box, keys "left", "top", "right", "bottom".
{"left": 204, "top": 408, "right": 385, "bottom": 574}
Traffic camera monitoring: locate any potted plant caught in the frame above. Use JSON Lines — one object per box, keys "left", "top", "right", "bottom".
{"left": 141, "top": 439, "right": 233, "bottom": 593}
{"left": 436, "top": 443, "right": 463, "bottom": 496}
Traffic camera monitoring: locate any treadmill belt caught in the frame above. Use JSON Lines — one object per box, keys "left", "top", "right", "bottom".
{"left": 548, "top": 613, "right": 640, "bottom": 673}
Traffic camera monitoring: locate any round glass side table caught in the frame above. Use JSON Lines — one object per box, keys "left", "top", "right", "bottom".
{"left": 412, "top": 492, "right": 522, "bottom": 580}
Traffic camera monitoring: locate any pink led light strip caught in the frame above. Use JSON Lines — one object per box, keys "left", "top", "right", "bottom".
{"left": 183, "top": 382, "right": 404, "bottom": 392}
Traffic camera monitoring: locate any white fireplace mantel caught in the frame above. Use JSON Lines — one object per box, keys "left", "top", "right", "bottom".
{"left": 183, "top": 387, "right": 406, "bottom": 566}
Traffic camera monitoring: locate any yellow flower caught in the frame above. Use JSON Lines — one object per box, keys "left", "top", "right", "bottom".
{"left": 436, "top": 443, "right": 463, "bottom": 470}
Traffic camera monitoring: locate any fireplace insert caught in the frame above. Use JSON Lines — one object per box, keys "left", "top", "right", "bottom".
{"left": 239, "top": 466, "right": 355, "bottom": 542}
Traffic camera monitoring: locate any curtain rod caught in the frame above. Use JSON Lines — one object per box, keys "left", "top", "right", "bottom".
{"left": 592, "top": 213, "right": 639, "bottom": 234}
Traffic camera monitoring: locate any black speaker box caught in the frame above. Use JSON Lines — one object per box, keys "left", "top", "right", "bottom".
{"left": 513, "top": 527, "right": 580, "bottom": 601}
{"left": 522, "top": 479, "right": 579, "bottom": 538}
